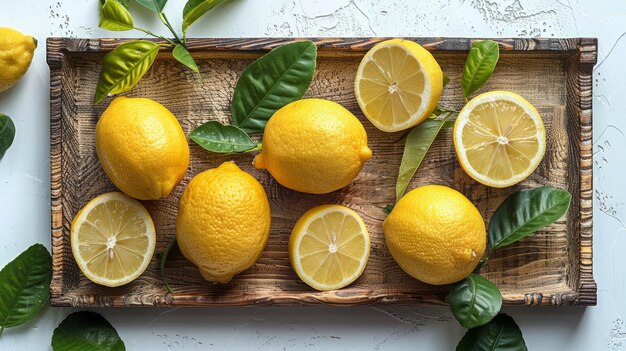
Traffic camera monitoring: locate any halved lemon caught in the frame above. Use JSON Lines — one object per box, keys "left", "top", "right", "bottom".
{"left": 453, "top": 91, "right": 546, "bottom": 188}
{"left": 354, "top": 38, "right": 443, "bottom": 132}
{"left": 70, "top": 192, "right": 156, "bottom": 287}
{"left": 289, "top": 205, "right": 370, "bottom": 291}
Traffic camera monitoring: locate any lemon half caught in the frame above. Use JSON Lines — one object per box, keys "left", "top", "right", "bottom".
{"left": 453, "top": 91, "right": 546, "bottom": 188}
{"left": 355, "top": 39, "right": 443, "bottom": 132}
{"left": 289, "top": 205, "right": 370, "bottom": 291}
{"left": 70, "top": 192, "right": 156, "bottom": 287}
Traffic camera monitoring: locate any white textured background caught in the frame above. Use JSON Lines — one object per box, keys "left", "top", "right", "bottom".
{"left": 0, "top": 0, "right": 624, "bottom": 350}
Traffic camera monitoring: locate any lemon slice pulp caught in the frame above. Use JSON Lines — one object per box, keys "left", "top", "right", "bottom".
{"left": 70, "top": 192, "right": 156, "bottom": 287}
{"left": 289, "top": 205, "right": 370, "bottom": 291}
{"left": 354, "top": 38, "right": 443, "bottom": 132}
{"left": 453, "top": 91, "right": 546, "bottom": 188}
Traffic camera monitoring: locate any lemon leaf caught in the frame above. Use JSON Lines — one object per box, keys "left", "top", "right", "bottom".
{"left": 190, "top": 121, "right": 259, "bottom": 153}
{"left": 461, "top": 40, "right": 499, "bottom": 98}
{"left": 0, "top": 244, "right": 51, "bottom": 336}
{"left": 456, "top": 314, "right": 527, "bottom": 351}
{"left": 0, "top": 114, "right": 15, "bottom": 160}
{"left": 52, "top": 311, "right": 125, "bottom": 351}
{"left": 442, "top": 72, "right": 450, "bottom": 87}
{"left": 172, "top": 44, "right": 200, "bottom": 74}
{"left": 182, "top": 0, "right": 231, "bottom": 33}
{"left": 396, "top": 118, "right": 446, "bottom": 202}
{"left": 99, "top": 0, "right": 134, "bottom": 31}
{"left": 99, "top": 0, "right": 129, "bottom": 8}
{"left": 135, "top": 0, "right": 167, "bottom": 13}
{"left": 449, "top": 274, "right": 502, "bottom": 329}
{"left": 95, "top": 40, "right": 160, "bottom": 104}
{"left": 159, "top": 237, "right": 177, "bottom": 294}
{"left": 231, "top": 41, "right": 317, "bottom": 134}
{"left": 488, "top": 186, "right": 571, "bottom": 251}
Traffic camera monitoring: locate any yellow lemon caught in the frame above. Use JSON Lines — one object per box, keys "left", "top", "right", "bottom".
{"left": 70, "top": 192, "right": 156, "bottom": 287}
{"left": 0, "top": 27, "right": 36, "bottom": 92}
{"left": 383, "top": 185, "right": 486, "bottom": 285}
{"left": 96, "top": 97, "right": 190, "bottom": 200}
{"left": 253, "top": 99, "right": 372, "bottom": 194}
{"left": 176, "top": 162, "right": 271, "bottom": 283}
{"left": 289, "top": 205, "right": 370, "bottom": 291}
{"left": 453, "top": 90, "right": 546, "bottom": 188}
{"left": 355, "top": 38, "right": 443, "bottom": 132}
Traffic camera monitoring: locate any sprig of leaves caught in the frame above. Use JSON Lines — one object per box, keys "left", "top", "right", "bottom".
{"left": 95, "top": 0, "right": 232, "bottom": 104}
{"left": 0, "top": 114, "right": 16, "bottom": 160}
{"left": 395, "top": 40, "right": 499, "bottom": 203}
{"left": 0, "top": 244, "right": 52, "bottom": 336}
{"left": 449, "top": 186, "right": 571, "bottom": 349}
{"left": 52, "top": 311, "right": 125, "bottom": 351}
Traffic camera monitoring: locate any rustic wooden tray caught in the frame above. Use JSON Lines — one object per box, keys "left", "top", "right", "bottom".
{"left": 48, "top": 37, "right": 596, "bottom": 307}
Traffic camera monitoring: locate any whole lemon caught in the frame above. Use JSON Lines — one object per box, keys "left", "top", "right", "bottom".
{"left": 383, "top": 185, "right": 486, "bottom": 285}
{"left": 176, "top": 162, "right": 271, "bottom": 283}
{"left": 96, "top": 97, "right": 189, "bottom": 200}
{"left": 253, "top": 98, "right": 372, "bottom": 194}
{"left": 0, "top": 27, "right": 36, "bottom": 92}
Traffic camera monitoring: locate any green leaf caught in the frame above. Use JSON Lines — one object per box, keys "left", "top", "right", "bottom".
{"left": 382, "top": 204, "right": 394, "bottom": 214}
{"left": 456, "top": 314, "right": 527, "bottom": 351}
{"left": 182, "top": 0, "right": 231, "bottom": 32}
{"left": 190, "top": 121, "right": 259, "bottom": 153}
{"left": 0, "top": 244, "right": 52, "bottom": 335}
{"left": 52, "top": 311, "right": 125, "bottom": 351}
{"left": 172, "top": 44, "right": 199, "bottom": 74}
{"left": 442, "top": 72, "right": 450, "bottom": 87}
{"left": 449, "top": 274, "right": 502, "bottom": 329}
{"left": 135, "top": 0, "right": 167, "bottom": 13}
{"left": 395, "top": 119, "right": 445, "bottom": 202}
{"left": 99, "top": 0, "right": 134, "bottom": 31}
{"left": 95, "top": 40, "right": 160, "bottom": 104}
{"left": 461, "top": 40, "right": 499, "bottom": 98}
{"left": 159, "top": 237, "right": 177, "bottom": 294}
{"left": 0, "top": 114, "right": 16, "bottom": 160}
{"left": 231, "top": 41, "right": 317, "bottom": 133}
{"left": 488, "top": 186, "right": 571, "bottom": 251}
{"left": 99, "top": 0, "right": 129, "bottom": 8}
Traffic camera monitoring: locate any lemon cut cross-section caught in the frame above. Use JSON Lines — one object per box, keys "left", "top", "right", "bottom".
{"left": 355, "top": 38, "right": 443, "bottom": 132}
{"left": 289, "top": 205, "right": 370, "bottom": 291}
{"left": 70, "top": 192, "right": 156, "bottom": 287}
{"left": 453, "top": 91, "right": 546, "bottom": 188}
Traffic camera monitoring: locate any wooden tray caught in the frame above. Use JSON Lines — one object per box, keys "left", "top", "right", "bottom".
{"left": 48, "top": 37, "right": 597, "bottom": 307}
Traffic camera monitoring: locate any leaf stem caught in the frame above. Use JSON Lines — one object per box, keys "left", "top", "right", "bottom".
{"left": 134, "top": 26, "right": 177, "bottom": 47}
{"left": 159, "top": 237, "right": 178, "bottom": 294}
{"left": 159, "top": 12, "right": 182, "bottom": 45}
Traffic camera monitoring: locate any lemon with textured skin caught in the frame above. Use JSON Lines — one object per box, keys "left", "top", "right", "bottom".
{"left": 453, "top": 91, "right": 546, "bottom": 188}
{"left": 71, "top": 192, "right": 156, "bottom": 287}
{"left": 383, "top": 185, "right": 486, "bottom": 285}
{"left": 253, "top": 99, "right": 372, "bottom": 194}
{"left": 355, "top": 38, "right": 443, "bottom": 132}
{"left": 0, "top": 27, "right": 36, "bottom": 93}
{"left": 289, "top": 205, "right": 370, "bottom": 291}
{"left": 96, "top": 97, "right": 190, "bottom": 200}
{"left": 176, "top": 162, "right": 271, "bottom": 284}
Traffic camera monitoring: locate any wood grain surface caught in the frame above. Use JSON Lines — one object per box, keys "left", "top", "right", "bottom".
{"left": 47, "top": 37, "right": 596, "bottom": 307}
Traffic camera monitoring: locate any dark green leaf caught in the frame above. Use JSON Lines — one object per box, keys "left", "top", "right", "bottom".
{"left": 159, "top": 237, "right": 177, "bottom": 294}
{"left": 382, "top": 204, "right": 394, "bottom": 214}
{"left": 396, "top": 119, "right": 445, "bottom": 202}
{"left": 442, "top": 120, "right": 455, "bottom": 128}
{"left": 172, "top": 44, "right": 199, "bottom": 74}
{"left": 182, "top": 0, "right": 231, "bottom": 32}
{"left": 488, "top": 186, "right": 571, "bottom": 251}
{"left": 456, "top": 314, "right": 527, "bottom": 351}
{"left": 99, "top": 0, "right": 134, "bottom": 31}
{"left": 52, "top": 311, "right": 125, "bottom": 351}
{"left": 0, "top": 244, "right": 51, "bottom": 335}
{"left": 449, "top": 274, "right": 502, "bottom": 329}
{"left": 99, "top": 0, "right": 129, "bottom": 8}
{"left": 461, "top": 40, "right": 499, "bottom": 98}
{"left": 231, "top": 41, "right": 317, "bottom": 133}
{"left": 442, "top": 72, "right": 450, "bottom": 87}
{"left": 135, "top": 0, "right": 167, "bottom": 12}
{"left": 95, "top": 40, "right": 160, "bottom": 104}
{"left": 190, "top": 121, "right": 259, "bottom": 153}
{"left": 0, "top": 114, "right": 16, "bottom": 160}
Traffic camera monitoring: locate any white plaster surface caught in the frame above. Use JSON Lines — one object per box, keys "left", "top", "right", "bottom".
{"left": 0, "top": 0, "right": 624, "bottom": 349}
